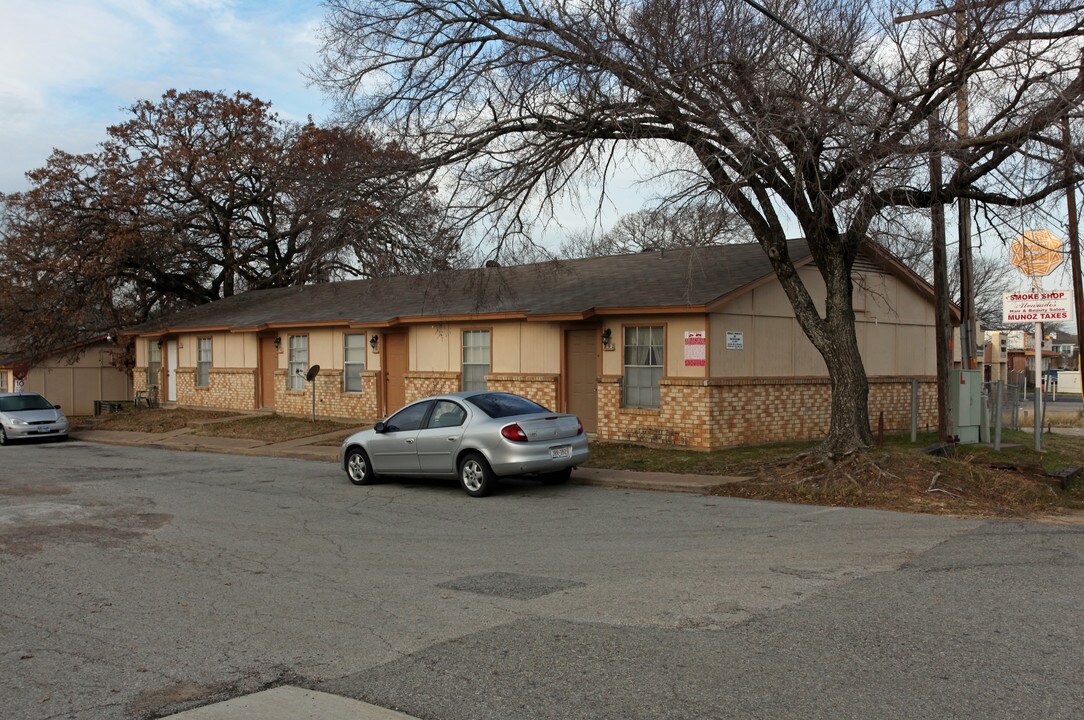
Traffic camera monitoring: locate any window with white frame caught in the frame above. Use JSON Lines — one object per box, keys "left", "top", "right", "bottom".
{"left": 343, "top": 333, "right": 366, "bottom": 392}
{"left": 0, "top": 371, "right": 7, "bottom": 392}
{"left": 288, "top": 335, "right": 308, "bottom": 391}
{"left": 461, "top": 330, "right": 491, "bottom": 392}
{"left": 623, "top": 326, "right": 664, "bottom": 409}
{"left": 147, "top": 341, "right": 161, "bottom": 389}
{"left": 196, "top": 338, "right": 212, "bottom": 387}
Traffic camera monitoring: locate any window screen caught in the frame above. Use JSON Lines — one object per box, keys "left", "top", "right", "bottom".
{"left": 623, "top": 326, "right": 664, "bottom": 409}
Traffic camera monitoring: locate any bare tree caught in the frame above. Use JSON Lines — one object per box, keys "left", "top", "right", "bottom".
{"left": 0, "top": 90, "right": 459, "bottom": 363}
{"left": 317, "top": 0, "right": 1084, "bottom": 455}
{"left": 562, "top": 201, "right": 750, "bottom": 258}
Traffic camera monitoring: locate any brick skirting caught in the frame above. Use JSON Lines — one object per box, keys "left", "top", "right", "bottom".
{"left": 405, "top": 371, "right": 461, "bottom": 403}
{"left": 485, "top": 373, "right": 559, "bottom": 410}
{"left": 597, "top": 376, "right": 938, "bottom": 450}
{"left": 273, "top": 368, "right": 380, "bottom": 420}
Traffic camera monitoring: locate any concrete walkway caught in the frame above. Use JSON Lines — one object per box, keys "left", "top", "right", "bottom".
{"left": 69, "top": 426, "right": 750, "bottom": 494}
{"left": 163, "top": 686, "right": 419, "bottom": 720}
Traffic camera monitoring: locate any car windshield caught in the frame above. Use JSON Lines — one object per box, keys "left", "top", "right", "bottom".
{"left": 0, "top": 395, "right": 55, "bottom": 412}
{"left": 466, "top": 393, "right": 548, "bottom": 418}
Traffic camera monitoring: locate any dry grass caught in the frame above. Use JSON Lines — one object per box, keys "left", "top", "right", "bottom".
{"left": 191, "top": 414, "right": 362, "bottom": 442}
{"left": 76, "top": 408, "right": 235, "bottom": 434}
{"left": 588, "top": 431, "right": 1084, "bottom": 519}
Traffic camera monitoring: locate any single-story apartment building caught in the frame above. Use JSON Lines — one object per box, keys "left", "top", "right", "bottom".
{"left": 0, "top": 336, "right": 133, "bottom": 416}
{"left": 126, "top": 241, "right": 943, "bottom": 450}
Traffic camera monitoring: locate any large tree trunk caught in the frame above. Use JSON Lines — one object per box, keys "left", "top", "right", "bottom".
{"left": 821, "top": 305, "right": 873, "bottom": 455}
{"left": 761, "top": 233, "right": 873, "bottom": 457}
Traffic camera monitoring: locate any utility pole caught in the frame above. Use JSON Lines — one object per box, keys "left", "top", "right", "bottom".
{"left": 897, "top": 2, "right": 980, "bottom": 371}
{"left": 1065, "top": 113, "right": 1084, "bottom": 402}
{"left": 930, "top": 118, "right": 954, "bottom": 442}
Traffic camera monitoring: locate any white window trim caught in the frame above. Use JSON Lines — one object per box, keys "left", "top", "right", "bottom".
{"left": 196, "top": 338, "right": 212, "bottom": 387}
{"left": 462, "top": 330, "right": 491, "bottom": 392}
{"left": 288, "top": 335, "right": 308, "bottom": 392}
{"left": 622, "top": 325, "right": 664, "bottom": 409}
{"left": 343, "top": 333, "right": 366, "bottom": 393}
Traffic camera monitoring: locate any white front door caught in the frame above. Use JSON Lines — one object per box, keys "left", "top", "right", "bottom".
{"left": 166, "top": 340, "right": 178, "bottom": 402}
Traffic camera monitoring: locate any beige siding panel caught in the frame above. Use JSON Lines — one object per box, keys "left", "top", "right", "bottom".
{"left": 177, "top": 335, "right": 195, "bottom": 367}
{"left": 491, "top": 323, "right": 521, "bottom": 373}
{"left": 602, "top": 322, "right": 622, "bottom": 376}
{"left": 242, "top": 333, "right": 259, "bottom": 369}
{"left": 751, "top": 316, "right": 795, "bottom": 376}
{"left": 414, "top": 324, "right": 453, "bottom": 372}
{"left": 665, "top": 316, "right": 708, "bottom": 378}
{"left": 73, "top": 368, "right": 100, "bottom": 415}
{"left": 793, "top": 331, "right": 828, "bottom": 376}
{"left": 101, "top": 368, "right": 133, "bottom": 402}
{"left": 307, "top": 329, "right": 335, "bottom": 369}
{"left": 44, "top": 368, "right": 74, "bottom": 411}
{"left": 859, "top": 321, "right": 897, "bottom": 375}
{"left": 521, "top": 323, "right": 561, "bottom": 374}
{"left": 135, "top": 340, "right": 146, "bottom": 368}
{"left": 709, "top": 314, "right": 754, "bottom": 376}
{"left": 894, "top": 275, "right": 936, "bottom": 325}
{"left": 897, "top": 325, "right": 934, "bottom": 375}
{"left": 223, "top": 334, "right": 246, "bottom": 368}
{"left": 748, "top": 267, "right": 827, "bottom": 318}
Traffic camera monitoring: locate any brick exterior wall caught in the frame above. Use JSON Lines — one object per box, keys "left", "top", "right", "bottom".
{"left": 597, "top": 376, "right": 938, "bottom": 450}
{"left": 176, "top": 368, "right": 258, "bottom": 411}
{"left": 485, "top": 373, "right": 559, "bottom": 410}
{"left": 273, "top": 369, "right": 380, "bottom": 420}
{"left": 405, "top": 371, "right": 460, "bottom": 403}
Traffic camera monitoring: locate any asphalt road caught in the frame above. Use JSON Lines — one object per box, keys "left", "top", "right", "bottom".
{"left": 1, "top": 441, "right": 1081, "bottom": 719}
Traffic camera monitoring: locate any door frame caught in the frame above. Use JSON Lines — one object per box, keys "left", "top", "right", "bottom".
{"left": 561, "top": 324, "right": 602, "bottom": 426}
{"left": 381, "top": 331, "right": 409, "bottom": 417}
{"left": 165, "top": 339, "right": 178, "bottom": 403}
{"left": 257, "top": 333, "right": 279, "bottom": 410}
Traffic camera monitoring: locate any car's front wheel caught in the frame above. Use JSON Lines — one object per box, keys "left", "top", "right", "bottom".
{"left": 0, "top": 427, "right": 8, "bottom": 446}
{"left": 345, "top": 447, "right": 377, "bottom": 486}
{"left": 458, "top": 452, "right": 496, "bottom": 497}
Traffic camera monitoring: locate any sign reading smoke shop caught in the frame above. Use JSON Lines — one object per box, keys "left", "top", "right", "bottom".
{"left": 1002, "top": 289, "right": 1075, "bottom": 323}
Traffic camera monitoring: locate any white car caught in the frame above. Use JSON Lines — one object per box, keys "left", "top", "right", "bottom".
{"left": 0, "top": 392, "right": 70, "bottom": 444}
{"left": 340, "top": 391, "right": 589, "bottom": 497}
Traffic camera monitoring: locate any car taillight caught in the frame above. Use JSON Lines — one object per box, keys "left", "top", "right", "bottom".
{"left": 576, "top": 419, "right": 584, "bottom": 435}
{"left": 501, "top": 423, "right": 528, "bottom": 442}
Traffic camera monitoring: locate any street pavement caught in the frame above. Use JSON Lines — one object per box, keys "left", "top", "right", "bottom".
{"left": 1, "top": 441, "right": 1081, "bottom": 719}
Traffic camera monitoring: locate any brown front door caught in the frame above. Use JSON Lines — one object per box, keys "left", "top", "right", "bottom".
{"left": 565, "top": 329, "right": 599, "bottom": 433}
{"left": 259, "top": 336, "right": 278, "bottom": 409}
{"left": 383, "top": 333, "right": 408, "bottom": 415}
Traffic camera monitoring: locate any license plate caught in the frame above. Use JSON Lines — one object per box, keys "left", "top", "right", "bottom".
{"left": 550, "top": 445, "right": 571, "bottom": 460}
{"left": 37, "top": 427, "right": 52, "bottom": 433}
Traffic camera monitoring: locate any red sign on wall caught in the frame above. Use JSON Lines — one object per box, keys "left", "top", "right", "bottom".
{"left": 684, "top": 331, "right": 706, "bottom": 367}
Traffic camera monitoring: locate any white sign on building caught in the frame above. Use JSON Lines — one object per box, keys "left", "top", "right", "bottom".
{"left": 1002, "top": 289, "right": 1075, "bottom": 323}
{"left": 725, "top": 331, "right": 744, "bottom": 350}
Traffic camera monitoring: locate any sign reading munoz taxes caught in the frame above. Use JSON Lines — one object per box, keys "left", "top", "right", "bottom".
{"left": 1002, "top": 290, "right": 1075, "bottom": 323}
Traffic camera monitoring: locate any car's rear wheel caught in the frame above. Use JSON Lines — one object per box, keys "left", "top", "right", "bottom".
{"left": 458, "top": 453, "right": 496, "bottom": 497}
{"left": 345, "top": 447, "right": 377, "bottom": 486}
{"left": 541, "top": 467, "right": 572, "bottom": 485}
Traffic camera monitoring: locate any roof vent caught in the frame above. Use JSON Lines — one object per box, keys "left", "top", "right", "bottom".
{"left": 484, "top": 259, "right": 501, "bottom": 268}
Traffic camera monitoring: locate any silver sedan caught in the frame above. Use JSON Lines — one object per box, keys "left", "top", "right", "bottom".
{"left": 0, "top": 392, "right": 70, "bottom": 444}
{"left": 340, "top": 391, "right": 589, "bottom": 497}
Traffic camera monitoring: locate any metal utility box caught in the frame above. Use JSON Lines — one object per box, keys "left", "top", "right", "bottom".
{"left": 951, "top": 369, "right": 982, "bottom": 444}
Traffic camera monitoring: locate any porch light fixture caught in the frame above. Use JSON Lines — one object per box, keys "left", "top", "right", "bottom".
{"left": 156, "top": 339, "right": 163, "bottom": 349}
{"left": 601, "top": 328, "right": 612, "bottom": 345}
{"left": 369, "top": 335, "right": 379, "bottom": 353}
{"left": 273, "top": 335, "right": 282, "bottom": 349}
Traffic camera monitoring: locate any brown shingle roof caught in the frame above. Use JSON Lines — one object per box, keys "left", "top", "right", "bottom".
{"left": 129, "top": 240, "right": 814, "bottom": 333}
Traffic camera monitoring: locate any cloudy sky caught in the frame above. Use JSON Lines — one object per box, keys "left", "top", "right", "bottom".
{"left": 1, "top": 0, "right": 328, "bottom": 192}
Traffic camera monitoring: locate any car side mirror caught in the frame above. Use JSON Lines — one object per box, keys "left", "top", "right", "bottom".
{"left": 54, "top": 405, "right": 61, "bottom": 410}
{"left": 373, "top": 421, "right": 387, "bottom": 434}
